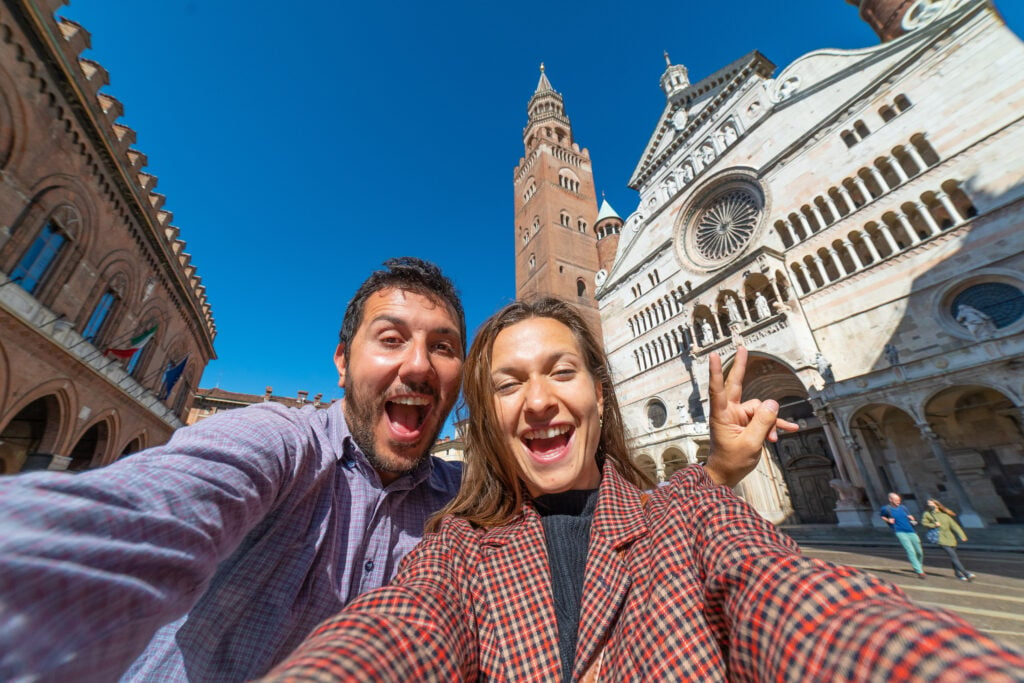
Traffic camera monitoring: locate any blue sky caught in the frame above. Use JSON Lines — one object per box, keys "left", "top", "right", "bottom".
{"left": 61, "top": 1, "right": 1023, "bottom": 435}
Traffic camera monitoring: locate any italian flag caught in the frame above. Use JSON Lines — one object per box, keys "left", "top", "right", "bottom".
{"left": 105, "top": 325, "right": 157, "bottom": 360}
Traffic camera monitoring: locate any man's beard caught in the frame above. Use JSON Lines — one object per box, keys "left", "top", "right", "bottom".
{"left": 344, "top": 380, "right": 446, "bottom": 478}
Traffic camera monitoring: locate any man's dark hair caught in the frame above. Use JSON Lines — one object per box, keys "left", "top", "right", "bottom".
{"left": 338, "top": 257, "right": 466, "bottom": 360}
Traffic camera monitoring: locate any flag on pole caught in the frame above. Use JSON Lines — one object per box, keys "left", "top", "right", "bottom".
{"left": 104, "top": 325, "right": 158, "bottom": 360}
{"left": 159, "top": 355, "right": 189, "bottom": 400}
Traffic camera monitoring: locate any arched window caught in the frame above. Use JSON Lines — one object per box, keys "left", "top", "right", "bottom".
{"left": 82, "top": 290, "right": 116, "bottom": 342}
{"left": 12, "top": 221, "right": 66, "bottom": 294}
{"left": 577, "top": 278, "right": 586, "bottom": 297}
{"left": 529, "top": 253, "right": 536, "bottom": 270}
{"left": 560, "top": 211, "right": 571, "bottom": 227}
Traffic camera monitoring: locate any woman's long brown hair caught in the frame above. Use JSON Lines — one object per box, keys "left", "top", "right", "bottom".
{"left": 427, "top": 297, "right": 654, "bottom": 531}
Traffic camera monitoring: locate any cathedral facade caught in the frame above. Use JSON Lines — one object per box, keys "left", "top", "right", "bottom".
{"left": 515, "top": 0, "right": 1024, "bottom": 527}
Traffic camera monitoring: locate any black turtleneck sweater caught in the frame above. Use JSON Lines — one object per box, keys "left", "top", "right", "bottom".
{"left": 533, "top": 488, "right": 599, "bottom": 683}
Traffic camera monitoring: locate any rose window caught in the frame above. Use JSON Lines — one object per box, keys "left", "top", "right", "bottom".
{"left": 693, "top": 190, "right": 760, "bottom": 261}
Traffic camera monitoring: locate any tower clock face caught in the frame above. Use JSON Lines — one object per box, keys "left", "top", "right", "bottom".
{"left": 594, "top": 269, "right": 607, "bottom": 286}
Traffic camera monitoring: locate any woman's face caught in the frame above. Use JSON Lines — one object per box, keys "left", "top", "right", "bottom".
{"left": 490, "top": 317, "right": 604, "bottom": 497}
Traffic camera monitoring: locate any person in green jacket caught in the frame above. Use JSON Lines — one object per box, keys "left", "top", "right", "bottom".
{"left": 921, "top": 499, "right": 975, "bottom": 581}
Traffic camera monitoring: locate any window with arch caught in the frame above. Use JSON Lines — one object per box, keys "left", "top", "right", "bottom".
{"left": 12, "top": 221, "right": 66, "bottom": 294}
{"left": 647, "top": 399, "right": 667, "bottom": 428}
{"left": 576, "top": 278, "right": 586, "bottom": 297}
{"left": 951, "top": 282, "right": 1024, "bottom": 330}
{"left": 528, "top": 253, "right": 536, "bottom": 271}
{"left": 82, "top": 290, "right": 117, "bottom": 342}
{"left": 559, "top": 211, "right": 571, "bottom": 227}
{"left": 577, "top": 218, "right": 587, "bottom": 233}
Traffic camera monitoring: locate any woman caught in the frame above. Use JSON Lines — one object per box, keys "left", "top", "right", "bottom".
{"left": 264, "top": 298, "right": 1024, "bottom": 681}
{"left": 922, "top": 498, "right": 975, "bottom": 581}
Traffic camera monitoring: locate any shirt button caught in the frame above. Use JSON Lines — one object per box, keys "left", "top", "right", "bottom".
{"left": 364, "top": 560, "right": 375, "bottom": 572}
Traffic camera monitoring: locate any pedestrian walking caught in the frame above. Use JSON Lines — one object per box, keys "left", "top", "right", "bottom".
{"left": 922, "top": 499, "right": 975, "bottom": 581}
{"left": 880, "top": 492, "right": 926, "bottom": 578}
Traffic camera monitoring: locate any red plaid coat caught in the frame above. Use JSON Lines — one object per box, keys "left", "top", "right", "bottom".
{"left": 265, "top": 465, "right": 1024, "bottom": 682}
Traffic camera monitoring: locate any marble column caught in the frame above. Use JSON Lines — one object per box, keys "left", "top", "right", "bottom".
{"left": 858, "top": 229, "right": 883, "bottom": 262}
{"left": 915, "top": 422, "right": 985, "bottom": 528}
{"left": 810, "top": 203, "right": 828, "bottom": 230}
{"left": 915, "top": 201, "right": 941, "bottom": 237}
{"left": 905, "top": 144, "right": 927, "bottom": 174}
{"left": 936, "top": 191, "right": 964, "bottom": 224}
{"left": 888, "top": 156, "right": 909, "bottom": 184}
{"left": 823, "top": 194, "right": 843, "bottom": 222}
{"left": 843, "top": 239, "right": 865, "bottom": 270}
{"left": 838, "top": 185, "right": 857, "bottom": 212}
{"left": 895, "top": 212, "right": 922, "bottom": 245}
{"left": 853, "top": 175, "right": 873, "bottom": 203}
{"left": 828, "top": 247, "right": 850, "bottom": 277}
{"left": 868, "top": 166, "right": 890, "bottom": 194}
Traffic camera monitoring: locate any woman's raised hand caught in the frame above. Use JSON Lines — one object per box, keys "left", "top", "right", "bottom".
{"left": 705, "top": 347, "right": 799, "bottom": 487}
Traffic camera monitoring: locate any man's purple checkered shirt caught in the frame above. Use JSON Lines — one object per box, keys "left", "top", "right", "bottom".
{"left": 0, "top": 400, "right": 462, "bottom": 681}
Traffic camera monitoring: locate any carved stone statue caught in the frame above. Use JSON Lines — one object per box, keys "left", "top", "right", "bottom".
{"left": 699, "top": 144, "right": 715, "bottom": 165}
{"left": 700, "top": 319, "right": 715, "bottom": 345}
{"left": 884, "top": 343, "right": 900, "bottom": 366}
{"left": 681, "top": 162, "right": 694, "bottom": 182}
{"left": 724, "top": 296, "right": 742, "bottom": 326}
{"left": 754, "top": 291, "right": 771, "bottom": 319}
{"left": 814, "top": 352, "right": 835, "bottom": 383}
{"left": 955, "top": 304, "right": 996, "bottom": 339}
{"left": 722, "top": 123, "right": 738, "bottom": 144}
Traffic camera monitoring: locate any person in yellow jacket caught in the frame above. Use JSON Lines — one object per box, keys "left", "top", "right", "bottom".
{"left": 921, "top": 499, "right": 975, "bottom": 581}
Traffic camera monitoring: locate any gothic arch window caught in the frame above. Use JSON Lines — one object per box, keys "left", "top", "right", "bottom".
{"left": 532, "top": 216, "right": 541, "bottom": 234}
{"left": 576, "top": 278, "right": 586, "bottom": 297}
{"left": 577, "top": 218, "right": 587, "bottom": 233}
{"left": 559, "top": 211, "right": 571, "bottom": 227}
{"left": 82, "top": 290, "right": 116, "bottom": 342}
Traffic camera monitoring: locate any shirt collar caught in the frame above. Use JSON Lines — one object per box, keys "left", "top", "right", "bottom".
{"left": 332, "top": 401, "right": 436, "bottom": 491}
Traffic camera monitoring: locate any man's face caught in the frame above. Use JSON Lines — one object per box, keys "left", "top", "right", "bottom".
{"left": 889, "top": 493, "right": 901, "bottom": 506}
{"left": 335, "top": 288, "right": 463, "bottom": 484}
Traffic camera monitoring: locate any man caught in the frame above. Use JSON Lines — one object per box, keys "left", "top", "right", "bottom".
{"left": 0, "top": 258, "right": 766, "bottom": 682}
{"left": 0, "top": 257, "right": 466, "bottom": 681}
{"left": 880, "top": 491, "right": 926, "bottom": 578}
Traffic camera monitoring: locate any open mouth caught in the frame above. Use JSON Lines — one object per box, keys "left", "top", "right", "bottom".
{"left": 522, "top": 424, "right": 573, "bottom": 460}
{"left": 385, "top": 395, "right": 431, "bottom": 438}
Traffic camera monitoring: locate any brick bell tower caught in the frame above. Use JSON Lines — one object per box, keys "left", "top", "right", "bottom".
{"left": 845, "top": 0, "right": 916, "bottom": 42}
{"left": 513, "top": 64, "right": 602, "bottom": 336}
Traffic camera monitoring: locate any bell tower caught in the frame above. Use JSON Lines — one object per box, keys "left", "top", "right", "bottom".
{"left": 513, "top": 65, "right": 602, "bottom": 335}
{"left": 845, "top": 0, "right": 916, "bottom": 42}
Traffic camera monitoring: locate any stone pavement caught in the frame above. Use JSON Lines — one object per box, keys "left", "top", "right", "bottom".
{"left": 779, "top": 523, "right": 1024, "bottom": 553}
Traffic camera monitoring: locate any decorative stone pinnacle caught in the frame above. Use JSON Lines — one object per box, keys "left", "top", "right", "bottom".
{"left": 664, "top": 50, "right": 671, "bottom": 67}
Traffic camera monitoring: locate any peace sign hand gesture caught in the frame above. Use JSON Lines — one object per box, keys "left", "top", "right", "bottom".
{"left": 705, "top": 346, "right": 799, "bottom": 488}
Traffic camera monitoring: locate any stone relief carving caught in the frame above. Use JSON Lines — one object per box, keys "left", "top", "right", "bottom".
{"left": 955, "top": 304, "right": 996, "bottom": 339}
{"left": 776, "top": 76, "right": 801, "bottom": 102}
{"left": 700, "top": 319, "right": 715, "bottom": 345}
{"left": 884, "top": 343, "right": 900, "bottom": 366}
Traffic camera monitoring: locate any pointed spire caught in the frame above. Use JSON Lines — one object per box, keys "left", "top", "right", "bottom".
{"left": 664, "top": 50, "right": 672, "bottom": 67}
{"left": 535, "top": 62, "right": 554, "bottom": 94}
{"left": 596, "top": 198, "right": 621, "bottom": 223}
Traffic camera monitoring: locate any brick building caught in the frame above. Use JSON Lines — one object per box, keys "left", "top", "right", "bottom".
{"left": 187, "top": 387, "right": 331, "bottom": 425}
{"left": 0, "top": 0, "right": 216, "bottom": 473}
{"left": 513, "top": 66, "right": 603, "bottom": 335}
